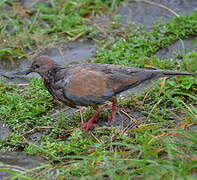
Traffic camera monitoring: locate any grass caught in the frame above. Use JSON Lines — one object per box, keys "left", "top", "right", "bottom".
{"left": 0, "top": 0, "right": 197, "bottom": 179}
{"left": 0, "top": 0, "right": 122, "bottom": 60}
{"left": 94, "top": 10, "right": 197, "bottom": 67}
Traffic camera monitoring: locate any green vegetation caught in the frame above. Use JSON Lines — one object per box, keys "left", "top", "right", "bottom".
{"left": 0, "top": 0, "right": 122, "bottom": 59}
{"left": 94, "top": 11, "right": 197, "bottom": 67}
{"left": 0, "top": 0, "right": 197, "bottom": 179}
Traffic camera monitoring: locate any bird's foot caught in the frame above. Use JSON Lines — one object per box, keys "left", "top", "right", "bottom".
{"left": 79, "top": 109, "right": 100, "bottom": 131}
{"left": 107, "top": 115, "right": 116, "bottom": 125}
{"left": 79, "top": 122, "right": 98, "bottom": 131}
{"left": 107, "top": 99, "right": 118, "bottom": 125}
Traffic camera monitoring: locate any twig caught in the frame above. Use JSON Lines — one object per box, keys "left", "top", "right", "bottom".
{"left": 140, "top": 0, "right": 179, "bottom": 17}
{"left": 74, "top": 107, "right": 87, "bottom": 113}
{"left": 0, "top": 80, "right": 30, "bottom": 87}
{"left": 50, "top": 107, "right": 72, "bottom": 117}
{"left": 69, "top": 31, "right": 85, "bottom": 41}
{"left": 24, "top": 126, "right": 54, "bottom": 135}
{"left": 77, "top": 107, "right": 85, "bottom": 124}
{"left": 120, "top": 109, "right": 137, "bottom": 122}
{"left": 0, "top": 165, "right": 26, "bottom": 173}
{"left": 158, "top": 77, "right": 168, "bottom": 96}
{"left": 58, "top": 46, "right": 66, "bottom": 63}
{"left": 59, "top": 107, "right": 71, "bottom": 113}
{"left": 14, "top": 83, "right": 30, "bottom": 87}
{"left": 146, "top": 98, "right": 162, "bottom": 121}
{"left": 94, "top": 24, "right": 107, "bottom": 35}
{"left": 94, "top": 126, "right": 114, "bottom": 130}
{"left": 119, "top": 117, "right": 146, "bottom": 136}
{"left": 148, "top": 131, "right": 183, "bottom": 144}
{"left": 142, "top": 88, "right": 152, "bottom": 106}
{"left": 63, "top": 128, "right": 80, "bottom": 133}
{"left": 89, "top": 132, "right": 103, "bottom": 144}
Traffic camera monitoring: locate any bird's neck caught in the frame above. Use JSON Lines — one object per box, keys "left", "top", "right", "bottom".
{"left": 41, "top": 65, "right": 63, "bottom": 82}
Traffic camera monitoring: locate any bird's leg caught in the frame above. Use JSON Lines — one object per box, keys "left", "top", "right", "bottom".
{"left": 107, "top": 98, "right": 117, "bottom": 125}
{"left": 80, "top": 107, "right": 100, "bottom": 131}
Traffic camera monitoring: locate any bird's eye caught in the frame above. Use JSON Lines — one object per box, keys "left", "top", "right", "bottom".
{"left": 34, "top": 64, "right": 40, "bottom": 69}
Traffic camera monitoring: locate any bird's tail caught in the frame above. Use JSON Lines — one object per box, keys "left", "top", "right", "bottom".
{"left": 137, "top": 69, "right": 196, "bottom": 83}
{"left": 159, "top": 70, "right": 197, "bottom": 77}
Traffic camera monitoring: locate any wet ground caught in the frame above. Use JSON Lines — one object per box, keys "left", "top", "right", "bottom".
{"left": 118, "top": 0, "right": 197, "bottom": 26}
{"left": 21, "top": 0, "right": 47, "bottom": 8}
{"left": 156, "top": 36, "right": 197, "bottom": 59}
{"left": 0, "top": 0, "right": 197, "bottom": 178}
{"left": 0, "top": 41, "right": 96, "bottom": 82}
{"left": 1, "top": 0, "right": 196, "bottom": 83}
{"left": 38, "top": 41, "right": 96, "bottom": 65}
{"left": 0, "top": 151, "right": 47, "bottom": 179}
{"left": 0, "top": 123, "right": 12, "bottom": 138}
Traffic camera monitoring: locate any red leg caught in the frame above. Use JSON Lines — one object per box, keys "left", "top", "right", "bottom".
{"left": 107, "top": 99, "right": 117, "bottom": 125}
{"left": 80, "top": 108, "right": 100, "bottom": 131}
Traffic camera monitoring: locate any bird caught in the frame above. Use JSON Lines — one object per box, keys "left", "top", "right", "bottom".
{"left": 25, "top": 56, "right": 196, "bottom": 130}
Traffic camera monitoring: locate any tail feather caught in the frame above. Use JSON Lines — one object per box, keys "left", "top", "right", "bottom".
{"left": 133, "top": 69, "right": 196, "bottom": 84}
{"left": 160, "top": 70, "right": 197, "bottom": 76}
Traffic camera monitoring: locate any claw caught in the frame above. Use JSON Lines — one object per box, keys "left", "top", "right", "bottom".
{"left": 79, "top": 122, "right": 98, "bottom": 131}
{"left": 79, "top": 108, "right": 100, "bottom": 131}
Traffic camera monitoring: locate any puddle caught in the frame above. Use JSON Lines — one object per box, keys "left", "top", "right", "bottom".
{"left": 0, "top": 151, "right": 47, "bottom": 179}
{"left": 118, "top": 0, "right": 197, "bottom": 26}
{"left": 156, "top": 36, "right": 197, "bottom": 59}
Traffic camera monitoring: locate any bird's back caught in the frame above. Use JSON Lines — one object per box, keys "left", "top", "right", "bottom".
{"left": 50, "top": 63, "right": 195, "bottom": 107}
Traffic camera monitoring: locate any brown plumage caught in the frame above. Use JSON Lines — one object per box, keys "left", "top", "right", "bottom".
{"left": 25, "top": 56, "right": 196, "bottom": 130}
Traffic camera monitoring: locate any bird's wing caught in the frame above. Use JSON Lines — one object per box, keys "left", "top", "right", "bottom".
{"left": 59, "top": 65, "right": 152, "bottom": 106}
{"left": 55, "top": 63, "right": 196, "bottom": 106}
{"left": 62, "top": 66, "right": 113, "bottom": 106}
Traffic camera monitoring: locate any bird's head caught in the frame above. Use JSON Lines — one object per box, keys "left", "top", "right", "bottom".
{"left": 25, "top": 56, "right": 57, "bottom": 76}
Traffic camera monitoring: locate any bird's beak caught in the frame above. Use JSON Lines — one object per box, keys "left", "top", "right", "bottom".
{"left": 25, "top": 68, "right": 32, "bottom": 75}
{"left": 19, "top": 68, "right": 32, "bottom": 75}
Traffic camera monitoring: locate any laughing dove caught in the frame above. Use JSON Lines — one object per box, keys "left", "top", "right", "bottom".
{"left": 25, "top": 56, "right": 196, "bottom": 130}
